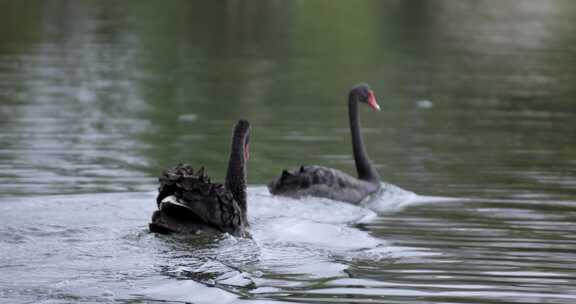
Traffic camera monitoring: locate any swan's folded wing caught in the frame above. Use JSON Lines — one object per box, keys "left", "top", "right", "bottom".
{"left": 267, "top": 165, "right": 379, "bottom": 204}
{"left": 178, "top": 184, "right": 244, "bottom": 234}
{"left": 154, "top": 163, "right": 246, "bottom": 236}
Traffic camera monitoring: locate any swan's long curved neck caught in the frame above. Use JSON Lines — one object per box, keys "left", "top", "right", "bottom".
{"left": 225, "top": 134, "right": 247, "bottom": 217}
{"left": 348, "top": 93, "right": 380, "bottom": 182}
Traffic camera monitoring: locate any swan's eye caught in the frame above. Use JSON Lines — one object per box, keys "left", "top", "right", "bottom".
{"left": 359, "top": 89, "right": 370, "bottom": 102}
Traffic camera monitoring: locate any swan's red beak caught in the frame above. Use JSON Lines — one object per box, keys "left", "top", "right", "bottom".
{"left": 244, "top": 143, "right": 250, "bottom": 162}
{"left": 367, "top": 90, "right": 380, "bottom": 111}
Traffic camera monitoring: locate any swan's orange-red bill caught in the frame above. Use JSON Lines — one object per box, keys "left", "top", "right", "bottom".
{"left": 244, "top": 143, "right": 250, "bottom": 161}
{"left": 367, "top": 90, "right": 381, "bottom": 111}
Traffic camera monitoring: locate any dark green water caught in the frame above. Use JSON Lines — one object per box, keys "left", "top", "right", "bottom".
{"left": 1, "top": 1, "right": 576, "bottom": 303}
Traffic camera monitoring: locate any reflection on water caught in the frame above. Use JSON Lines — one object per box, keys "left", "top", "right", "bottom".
{"left": 1, "top": 0, "right": 576, "bottom": 303}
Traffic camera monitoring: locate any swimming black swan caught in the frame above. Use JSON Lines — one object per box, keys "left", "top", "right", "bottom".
{"left": 268, "top": 84, "right": 382, "bottom": 204}
{"left": 149, "top": 119, "right": 251, "bottom": 237}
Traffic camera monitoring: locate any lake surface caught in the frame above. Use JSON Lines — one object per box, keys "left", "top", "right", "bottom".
{"left": 1, "top": 1, "right": 576, "bottom": 303}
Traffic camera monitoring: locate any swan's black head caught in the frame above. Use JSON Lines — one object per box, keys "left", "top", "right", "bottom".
{"left": 350, "top": 83, "right": 380, "bottom": 111}
{"left": 233, "top": 119, "right": 251, "bottom": 162}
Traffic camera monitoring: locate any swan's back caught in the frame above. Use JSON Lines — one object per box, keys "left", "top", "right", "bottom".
{"left": 150, "top": 164, "right": 246, "bottom": 236}
{"left": 267, "top": 165, "right": 381, "bottom": 204}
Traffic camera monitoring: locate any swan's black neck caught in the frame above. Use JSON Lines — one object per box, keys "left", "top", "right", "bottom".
{"left": 225, "top": 122, "right": 249, "bottom": 221}
{"left": 348, "top": 92, "right": 380, "bottom": 182}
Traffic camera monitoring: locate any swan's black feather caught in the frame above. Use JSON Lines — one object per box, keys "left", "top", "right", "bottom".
{"left": 151, "top": 164, "right": 247, "bottom": 237}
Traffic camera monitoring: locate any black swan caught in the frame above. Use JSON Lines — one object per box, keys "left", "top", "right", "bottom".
{"left": 149, "top": 119, "right": 251, "bottom": 237}
{"left": 267, "top": 84, "right": 382, "bottom": 204}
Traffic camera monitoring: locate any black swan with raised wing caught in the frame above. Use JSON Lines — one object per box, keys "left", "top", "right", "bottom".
{"left": 268, "top": 84, "right": 382, "bottom": 204}
{"left": 149, "top": 119, "right": 251, "bottom": 237}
